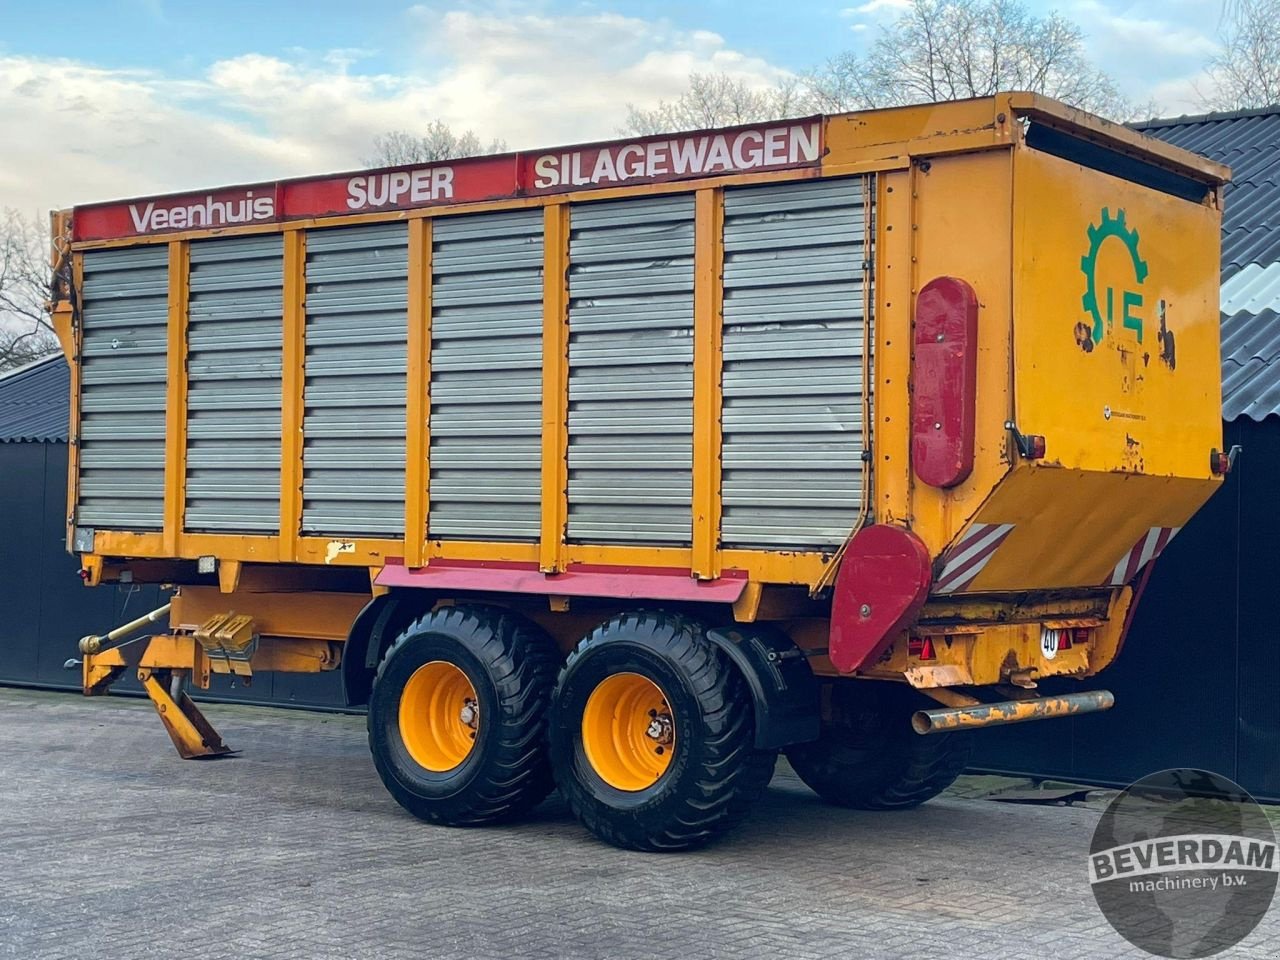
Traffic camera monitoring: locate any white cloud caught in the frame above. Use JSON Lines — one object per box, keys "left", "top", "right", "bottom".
{"left": 1071, "top": 1, "right": 1218, "bottom": 59}
{"left": 841, "top": 0, "right": 910, "bottom": 14}
{"left": 1147, "top": 68, "right": 1223, "bottom": 117}
{"left": 0, "top": 56, "right": 296, "bottom": 215}
{"left": 0, "top": 8, "right": 790, "bottom": 215}
{"left": 1068, "top": 1, "right": 1221, "bottom": 114}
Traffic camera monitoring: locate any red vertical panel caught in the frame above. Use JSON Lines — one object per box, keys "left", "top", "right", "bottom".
{"left": 912, "top": 277, "right": 979, "bottom": 488}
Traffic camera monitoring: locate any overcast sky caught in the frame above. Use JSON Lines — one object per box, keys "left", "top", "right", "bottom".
{"left": 0, "top": 0, "right": 1235, "bottom": 215}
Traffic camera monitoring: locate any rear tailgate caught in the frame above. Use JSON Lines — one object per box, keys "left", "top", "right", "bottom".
{"left": 938, "top": 106, "right": 1228, "bottom": 595}
{"left": 1011, "top": 125, "right": 1223, "bottom": 477}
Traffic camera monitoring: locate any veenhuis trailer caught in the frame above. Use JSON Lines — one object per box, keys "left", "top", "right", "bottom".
{"left": 54, "top": 93, "right": 1231, "bottom": 850}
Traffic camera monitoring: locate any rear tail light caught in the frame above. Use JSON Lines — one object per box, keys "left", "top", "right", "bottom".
{"left": 1210, "top": 449, "right": 1231, "bottom": 475}
{"left": 912, "top": 277, "right": 978, "bottom": 488}
{"left": 1005, "top": 421, "right": 1046, "bottom": 460}
{"left": 908, "top": 636, "right": 938, "bottom": 660}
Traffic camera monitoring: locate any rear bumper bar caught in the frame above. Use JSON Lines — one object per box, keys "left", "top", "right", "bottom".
{"left": 911, "top": 690, "right": 1115, "bottom": 735}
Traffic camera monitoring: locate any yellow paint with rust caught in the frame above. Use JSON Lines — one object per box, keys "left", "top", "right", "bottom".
{"left": 871, "top": 623, "right": 1090, "bottom": 687}
{"left": 1011, "top": 148, "right": 1223, "bottom": 477}
{"left": 968, "top": 468, "right": 1216, "bottom": 590}
{"left": 822, "top": 97, "right": 1011, "bottom": 170}
{"left": 957, "top": 145, "right": 1224, "bottom": 592}
{"left": 860, "top": 585, "right": 1132, "bottom": 687}
{"left": 912, "top": 691, "right": 1115, "bottom": 733}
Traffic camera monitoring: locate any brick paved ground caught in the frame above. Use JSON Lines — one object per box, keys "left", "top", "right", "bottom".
{"left": 1, "top": 687, "right": 1276, "bottom": 960}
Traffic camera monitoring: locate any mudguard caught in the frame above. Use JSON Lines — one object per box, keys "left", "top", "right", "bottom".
{"left": 706, "top": 624, "right": 820, "bottom": 750}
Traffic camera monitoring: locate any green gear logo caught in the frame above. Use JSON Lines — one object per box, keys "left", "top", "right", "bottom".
{"left": 1080, "top": 207, "right": 1148, "bottom": 347}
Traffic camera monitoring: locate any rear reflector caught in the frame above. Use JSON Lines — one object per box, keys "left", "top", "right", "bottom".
{"left": 908, "top": 636, "right": 938, "bottom": 660}
{"left": 912, "top": 277, "right": 979, "bottom": 488}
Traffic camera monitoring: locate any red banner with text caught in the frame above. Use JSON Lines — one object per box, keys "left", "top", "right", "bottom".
{"left": 72, "top": 119, "right": 823, "bottom": 242}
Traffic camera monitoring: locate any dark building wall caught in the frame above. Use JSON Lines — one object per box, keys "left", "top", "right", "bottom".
{"left": 0, "top": 441, "right": 346, "bottom": 710}
{"left": 972, "top": 418, "right": 1279, "bottom": 802}
{"left": 1231, "top": 417, "right": 1280, "bottom": 799}
{"left": 0, "top": 442, "right": 125, "bottom": 687}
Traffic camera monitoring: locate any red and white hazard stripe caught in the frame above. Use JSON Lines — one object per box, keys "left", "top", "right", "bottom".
{"left": 1107, "top": 526, "right": 1180, "bottom": 586}
{"left": 934, "top": 522, "right": 1016, "bottom": 594}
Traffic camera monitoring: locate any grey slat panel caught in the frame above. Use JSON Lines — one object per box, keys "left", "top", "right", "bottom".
{"left": 184, "top": 235, "right": 283, "bottom": 533}
{"left": 77, "top": 245, "right": 170, "bottom": 530}
{"left": 721, "top": 177, "right": 871, "bottom": 549}
{"left": 567, "top": 195, "right": 694, "bottom": 545}
{"left": 429, "top": 210, "right": 543, "bottom": 541}
{"left": 302, "top": 223, "right": 408, "bottom": 536}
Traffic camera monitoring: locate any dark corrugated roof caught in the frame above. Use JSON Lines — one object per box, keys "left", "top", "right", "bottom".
{"left": 1136, "top": 106, "right": 1280, "bottom": 420}
{"left": 1138, "top": 109, "right": 1280, "bottom": 280}
{"left": 1221, "top": 308, "right": 1280, "bottom": 420}
{"left": 0, "top": 355, "right": 69, "bottom": 442}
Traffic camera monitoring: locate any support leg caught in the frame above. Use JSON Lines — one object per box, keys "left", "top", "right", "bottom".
{"left": 139, "top": 669, "right": 234, "bottom": 759}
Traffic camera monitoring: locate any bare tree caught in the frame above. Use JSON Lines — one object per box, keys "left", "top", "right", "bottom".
{"left": 0, "top": 209, "right": 58, "bottom": 373}
{"left": 364, "top": 122, "right": 507, "bottom": 167}
{"left": 622, "top": 73, "right": 817, "bottom": 136}
{"left": 807, "top": 0, "right": 1135, "bottom": 119}
{"left": 1200, "top": 0, "right": 1280, "bottom": 111}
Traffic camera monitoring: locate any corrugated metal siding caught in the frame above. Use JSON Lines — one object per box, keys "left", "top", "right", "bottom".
{"left": 77, "top": 245, "right": 170, "bottom": 529}
{"left": 720, "top": 178, "right": 870, "bottom": 549}
{"left": 1139, "top": 108, "right": 1280, "bottom": 421}
{"left": 303, "top": 223, "right": 408, "bottom": 536}
{"left": 0, "top": 356, "right": 69, "bottom": 443}
{"left": 429, "top": 211, "right": 544, "bottom": 541}
{"left": 184, "top": 235, "right": 283, "bottom": 533}
{"left": 567, "top": 196, "right": 695, "bottom": 545}
{"left": 1139, "top": 109, "right": 1280, "bottom": 282}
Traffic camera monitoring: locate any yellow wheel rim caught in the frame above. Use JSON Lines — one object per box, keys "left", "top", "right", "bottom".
{"left": 581, "top": 672, "right": 675, "bottom": 791}
{"left": 398, "top": 660, "right": 479, "bottom": 772}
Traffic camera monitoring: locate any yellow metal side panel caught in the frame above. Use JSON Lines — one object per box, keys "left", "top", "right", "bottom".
{"left": 49, "top": 210, "right": 75, "bottom": 357}
{"left": 432, "top": 539, "right": 540, "bottom": 563}
{"left": 295, "top": 536, "right": 403, "bottom": 566}
{"left": 540, "top": 203, "right": 570, "bottom": 573}
{"left": 692, "top": 188, "right": 724, "bottom": 580}
{"left": 172, "top": 586, "right": 367, "bottom": 641}
{"left": 405, "top": 218, "right": 431, "bottom": 567}
{"left": 823, "top": 98, "right": 1010, "bottom": 171}
{"left": 162, "top": 241, "right": 189, "bottom": 556}
{"left": 279, "top": 229, "right": 306, "bottom": 561}
{"left": 905, "top": 151, "right": 1015, "bottom": 557}
{"left": 66, "top": 250, "right": 84, "bottom": 553}
{"left": 872, "top": 171, "right": 914, "bottom": 530}
{"left": 1010, "top": 148, "right": 1223, "bottom": 478}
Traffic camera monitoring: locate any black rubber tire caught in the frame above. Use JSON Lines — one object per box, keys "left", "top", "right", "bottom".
{"left": 368, "top": 603, "right": 558, "bottom": 826}
{"left": 784, "top": 681, "right": 971, "bottom": 810}
{"left": 549, "top": 611, "right": 776, "bottom": 852}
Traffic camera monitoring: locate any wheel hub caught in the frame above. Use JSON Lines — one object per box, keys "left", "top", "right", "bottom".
{"left": 581, "top": 672, "right": 676, "bottom": 791}
{"left": 645, "top": 711, "right": 673, "bottom": 746}
{"left": 398, "top": 660, "right": 480, "bottom": 772}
